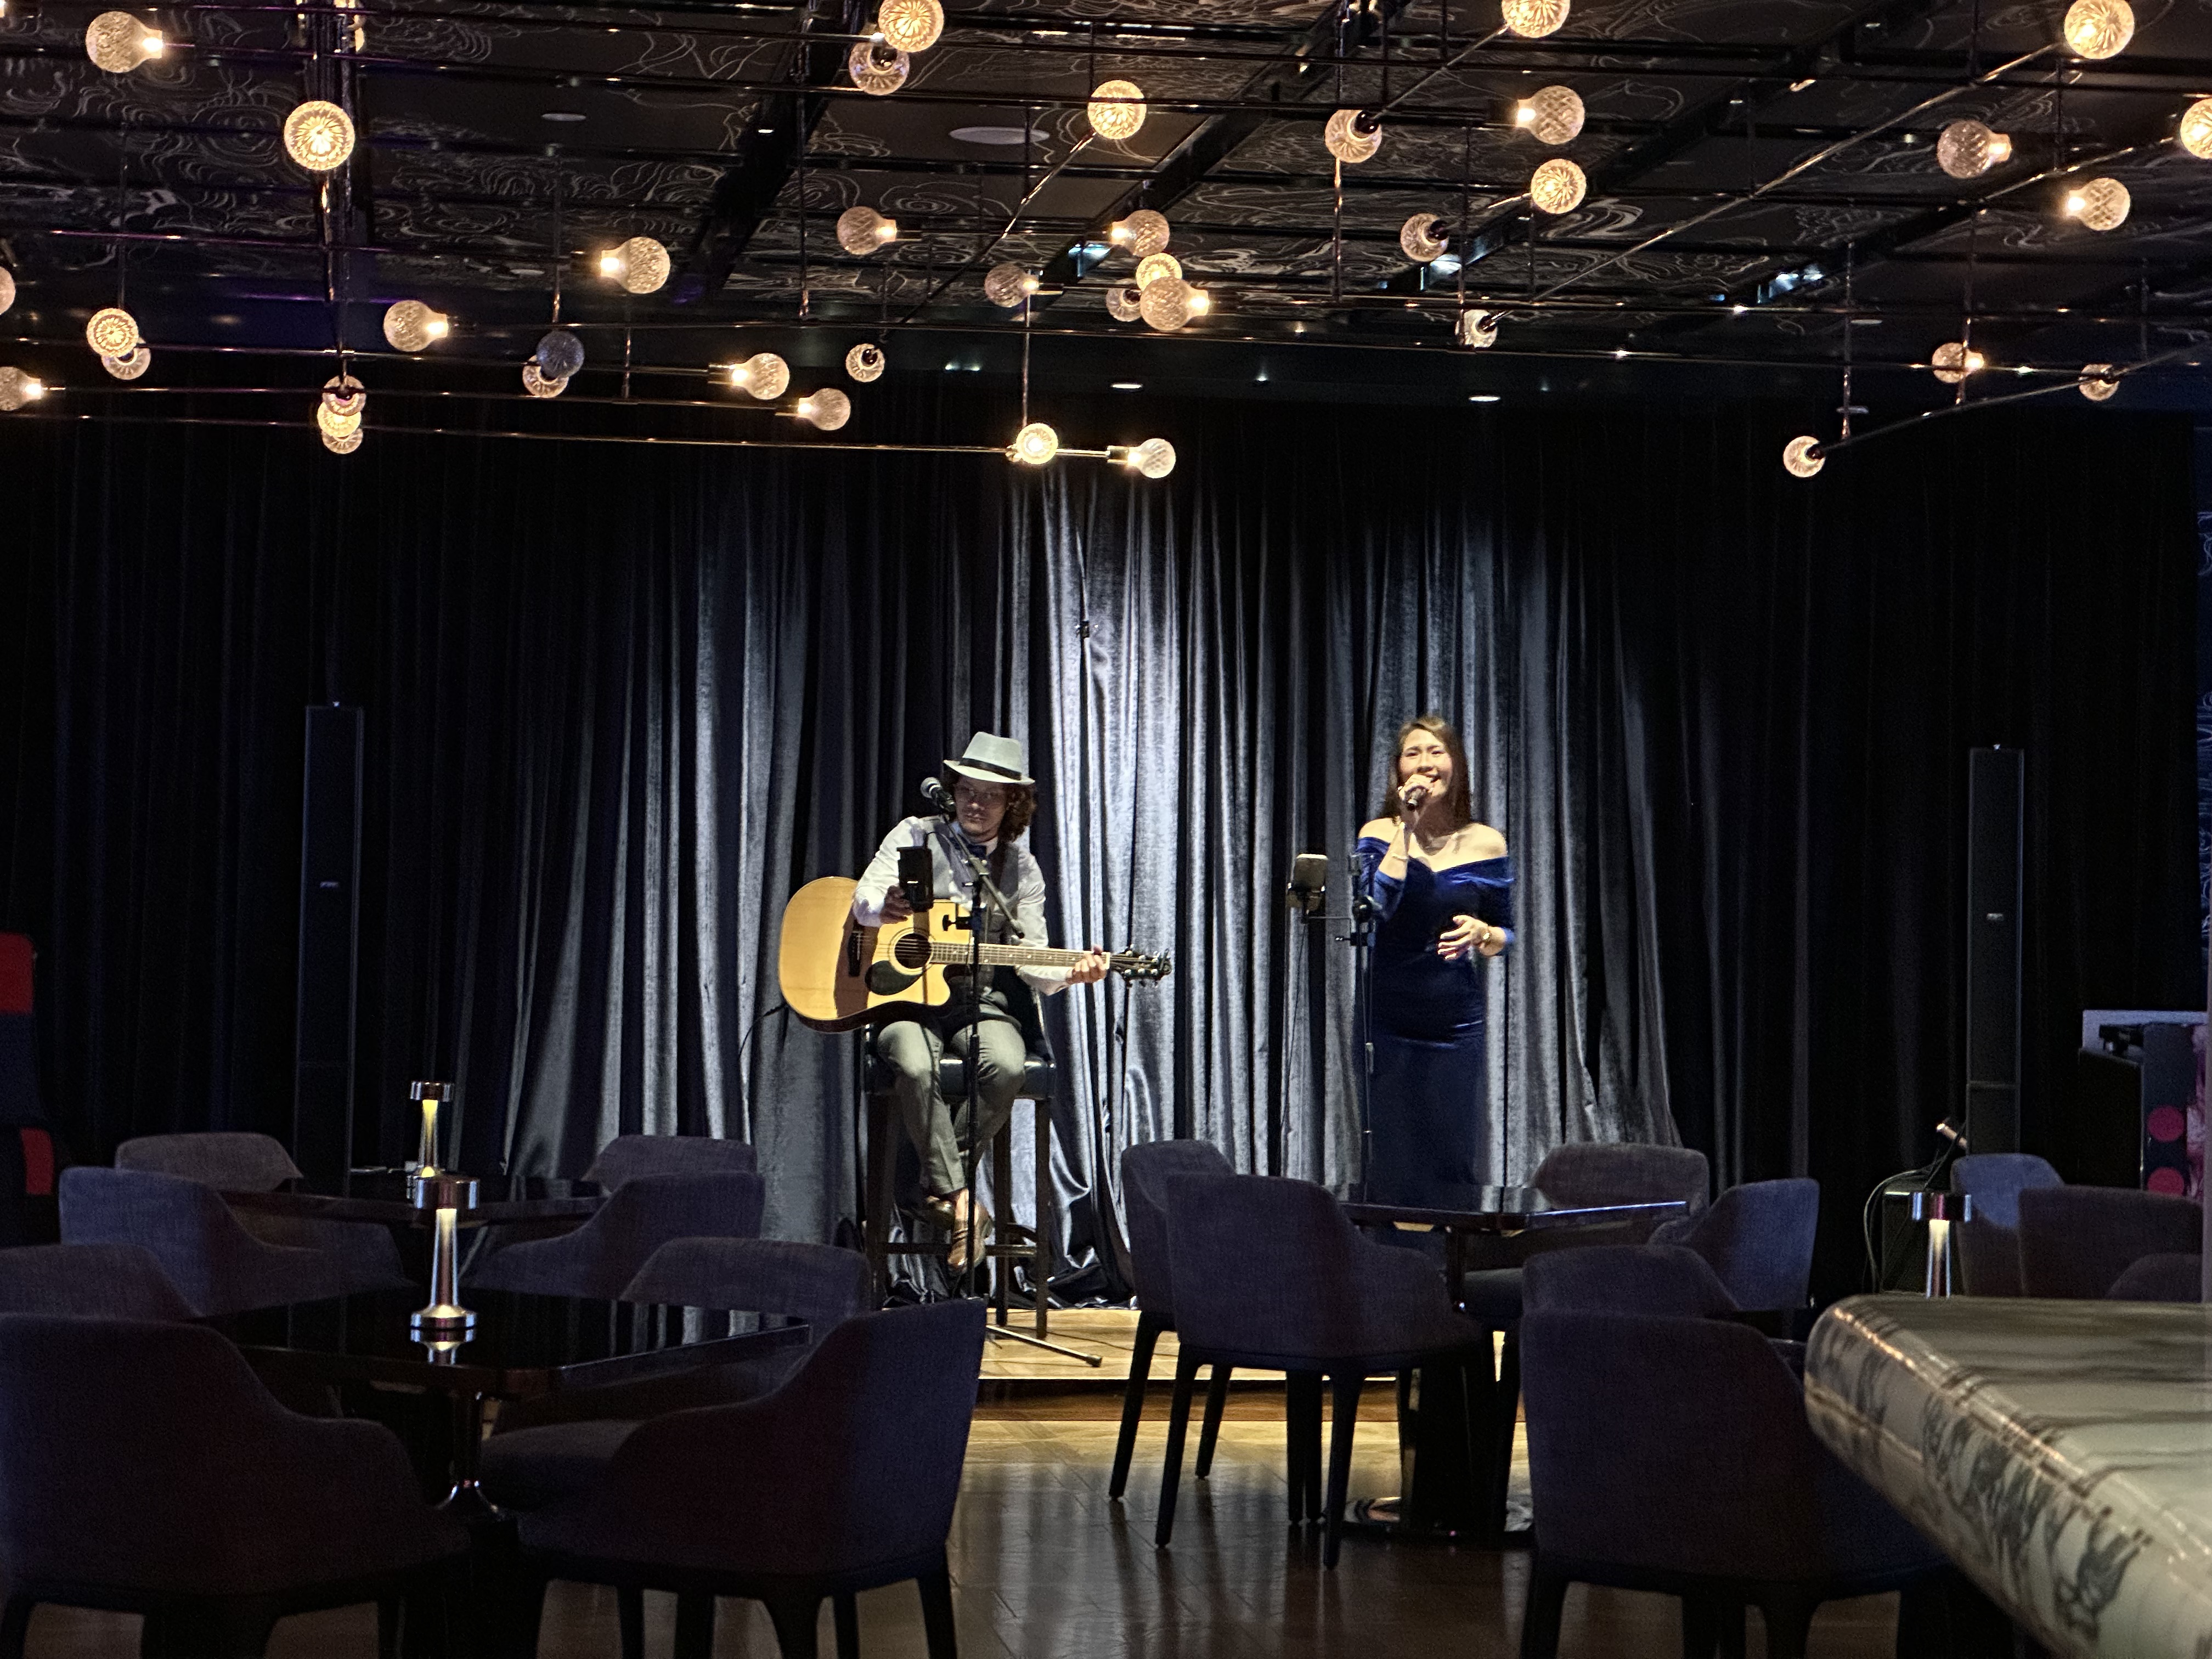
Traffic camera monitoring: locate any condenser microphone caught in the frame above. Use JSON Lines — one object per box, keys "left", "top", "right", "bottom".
{"left": 1286, "top": 853, "right": 1329, "bottom": 915}
{"left": 920, "top": 775, "right": 957, "bottom": 816}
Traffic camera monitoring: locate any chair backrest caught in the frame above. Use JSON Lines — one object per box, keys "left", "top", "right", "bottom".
{"left": 471, "top": 1172, "right": 766, "bottom": 1300}
{"left": 115, "top": 1132, "right": 302, "bottom": 1192}
{"left": 1119, "top": 1140, "right": 1234, "bottom": 1316}
{"left": 1523, "top": 1245, "right": 1740, "bottom": 1319}
{"left": 2106, "top": 1252, "right": 2203, "bottom": 1302}
{"left": 583, "top": 1135, "right": 758, "bottom": 1188}
{"left": 2018, "top": 1185, "right": 2203, "bottom": 1299}
{"left": 555, "top": 1300, "right": 986, "bottom": 1578}
{"left": 622, "top": 1238, "right": 871, "bottom": 1332}
{"left": 57, "top": 1166, "right": 348, "bottom": 1317}
{"left": 1950, "top": 1153, "right": 2062, "bottom": 1229}
{"left": 1532, "top": 1143, "right": 1710, "bottom": 1220}
{"left": 1161, "top": 1172, "right": 1379, "bottom": 1360}
{"left": 1654, "top": 1178, "right": 1820, "bottom": 1313}
{"left": 0, "top": 1243, "right": 194, "bottom": 1320}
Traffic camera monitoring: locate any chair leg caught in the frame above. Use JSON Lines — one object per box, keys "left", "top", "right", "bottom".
{"left": 1195, "top": 1364, "right": 1231, "bottom": 1479}
{"left": 1108, "top": 1312, "right": 1163, "bottom": 1500}
{"left": 376, "top": 1593, "right": 402, "bottom": 1659}
{"left": 1288, "top": 1372, "right": 1324, "bottom": 1523}
{"left": 1492, "top": 1327, "right": 1521, "bottom": 1530}
{"left": 1681, "top": 1591, "right": 1735, "bottom": 1659}
{"left": 1754, "top": 1592, "right": 1818, "bottom": 1659}
{"left": 763, "top": 1596, "right": 820, "bottom": 1659}
{"left": 0, "top": 1598, "right": 31, "bottom": 1659}
{"left": 917, "top": 1559, "right": 958, "bottom": 1659}
{"left": 1320, "top": 1371, "right": 1364, "bottom": 1569}
{"left": 673, "top": 1592, "right": 715, "bottom": 1659}
{"left": 507, "top": 1573, "right": 549, "bottom": 1659}
{"left": 1154, "top": 1347, "right": 1203, "bottom": 1548}
{"left": 832, "top": 1593, "right": 860, "bottom": 1659}
{"left": 616, "top": 1587, "right": 645, "bottom": 1659}
{"left": 1518, "top": 1558, "right": 1570, "bottom": 1659}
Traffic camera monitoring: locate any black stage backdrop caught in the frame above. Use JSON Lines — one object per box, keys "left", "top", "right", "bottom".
{"left": 0, "top": 396, "right": 2197, "bottom": 1299}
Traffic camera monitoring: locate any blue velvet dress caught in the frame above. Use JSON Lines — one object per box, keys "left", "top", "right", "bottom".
{"left": 1355, "top": 838, "right": 1515, "bottom": 1206}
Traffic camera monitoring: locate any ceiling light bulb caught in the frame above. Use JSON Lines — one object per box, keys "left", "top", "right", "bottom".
{"left": 1134, "top": 252, "right": 1182, "bottom": 289}
{"left": 1782, "top": 436, "right": 1824, "bottom": 478}
{"left": 1124, "top": 437, "right": 1176, "bottom": 478}
{"left": 1105, "top": 284, "right": 1143, "bottom": 321}
{"left": 100, "top": 345, "right": 150, "bottom": 380}
{"left": 1520, "top": 85, "right": 1585, "bottom": 145}
{"left": 1400, "top": 212, "right": 1449, "bottom": 262}
{"left": 1186, "top": 287, "right": 1211, "bottom": 314}
{"left": 321, "top": 374, "right": 365, "bottom": 418}
{"left": 85, "top": 12, "right": 159, "bottom": 71}
{"left": 613, "top": 235, "right": 669, "bottom": 294}
{"left": 284, "top": 100, "right": 356, "bottom": 172}
{"left": 1111, "top": 209, "right": 1171, "bottom": 259}
{"left": 382, "top": 299, "right": 448, "bottom": 352}
{"left": 2063, "top": 0, "right": 2133, "bottom": 57}
{"left": 874, "top": 0, "right": 943, "bottom": 53}
{"left": 427, "top": 316, "right": 448, "bottom": 338}
{"left": 2064, "top": 176, "right": 2130, "bottom": 230}
{"left": 1930, "top": 341, "right": 1983, "bottom": 382}
{"left": 599, "top": 251, "right": 622, "bottom": 277}
{"left": 323, "top": 427, "right": 363, "bottom": 454}
{"left": 984, "top": 263, "right": 1035, "bottom": 307}
{"left": 536, "top": 328, "right": 585, "bottom": 381}
{"left": 1139, "top": 275, "right": 1195, "bottom": 331}
{"left": 736, "top": 351, "right": 789, "bottom": 399}
{"left": 84, "top": 307, "right": 139, "bottom": 358}
{"left": 837, "top": 206, "right": 896, "bottom": 256}
{"left": 1009, "top": 421, "right": 1059, "bottom": 465}
{"left": 1529, "top": 157, "right": 1587, "bottom": 214}
{"left": 1936, "top": 119, "right": 2011, "bottom": 178}
{"left": 316, "top": 401, "right": 361, "bottom": 439}
{"left": 1500, "top": 0, "right": 1570, "bottom": 38}
{"left": 847, "top": 40, "right": 909, "bottom": 95}
{"left": 1323, "top": 109, "right": 1382, "bottom": 165}
{"left": 846, "top": 342, "right": 886, "bottom": 382}
{"left": 2180, "top": 97, "right": 2212, "bottom": 159}
{"left": 522, "top": 361, "right": 567, "bottom": 397}
{"left": 0, "top": 367, "right": 41, "bottom": 412}
{"left": 2078, "top": 363, "right": 2121, "bottom": 400}
{"left": 0, "top": 268, "right": 13, "bottom": 316}
{"left": 1458, "top": 309, "right": 1499, "bottom": 348}
{"left": 1087, "top": 80, "right": 1147, "bottom": 141}
{"left": 797, "top": 387, "right": 852, "bottom": 430}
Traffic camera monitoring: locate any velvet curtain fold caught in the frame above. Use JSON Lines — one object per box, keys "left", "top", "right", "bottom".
{"left": 0, "top": 397, "right": 2196, "bottom": 1298}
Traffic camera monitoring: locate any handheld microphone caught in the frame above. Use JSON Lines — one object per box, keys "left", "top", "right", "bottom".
{"left": 920, "top": 776, "right": 957, "bottom": 816}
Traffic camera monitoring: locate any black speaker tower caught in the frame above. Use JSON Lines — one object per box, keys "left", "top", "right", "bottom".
{"left": 1964, "top": 747, "right": 2023, "bottom": 1154}
{"left": 293, "top": 705, "right": 363, "bottom": 1185}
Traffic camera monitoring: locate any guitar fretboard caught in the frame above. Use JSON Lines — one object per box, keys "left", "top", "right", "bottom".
{"left": 927, "top": 943, "right": 1134, "bottom": 969}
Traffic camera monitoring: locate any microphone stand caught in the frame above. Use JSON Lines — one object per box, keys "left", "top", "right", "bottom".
{"left": 1288, "top": 857, "right": 1377, "bottom": 1203}
{"left": 930, "top": 816, "right": 1101, "bottom": 1364}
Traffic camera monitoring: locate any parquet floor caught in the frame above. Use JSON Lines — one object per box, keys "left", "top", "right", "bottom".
{"left": 21, "top": 1310, "right": 1906, "bottom": 1657}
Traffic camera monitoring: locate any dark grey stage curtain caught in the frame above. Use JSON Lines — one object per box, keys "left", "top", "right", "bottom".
{"left": 0, "top": 396, "right": 2196, "bottom": 1297}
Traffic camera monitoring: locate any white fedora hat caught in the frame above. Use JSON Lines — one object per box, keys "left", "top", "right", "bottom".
{"left": 944, "top": 731, "right": 1034, "bottom": 788}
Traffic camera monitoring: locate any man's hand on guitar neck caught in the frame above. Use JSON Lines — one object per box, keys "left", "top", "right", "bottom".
{"left": 1068, "top": 949, "right": 1110, "bottom": 985}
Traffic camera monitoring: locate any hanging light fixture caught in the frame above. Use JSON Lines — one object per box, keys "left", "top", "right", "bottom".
{"left": 1323, "top": 109, "right": 1382, "bottom": 165}
{"left": 100, "top": 345, "right": 150, "bottom": 380}
{"left": 1936, "top": 119, "right": 2012, "bottom": 178}
{"left": 521, "top": 361, "right": 568, "bottom": 397}
{"left": 84, "top": 307, "right": 139, "bottom": 358}
{"left": 1529, "top": 157, "right": 1587, "bottom": 213}
{"left": 795, "top": 388, "right": 853, "bottom": 430}
{"left": 0, "top": 268, "right": 14, "bottom": 316}
{"left": 1109, "top": 210, "right": 1171, "bottom": 259}
{"left": 284, "top": 101, "right": 355, "bottom": 172}
{"left": 1087, "top": 80, "right": 1147, "bottom": 141}
{"left": 2063, "top": 177, "right": 2131, "bottom": 230}
{"left": 1781, "top": 436, "right": 1825, "bottom": 478}
{"left": 1517, "top": 86, "right": 1585, "bottom": 145}
{"left": 730, "top": 352, "right": 791, "bottom": 399}
{"left": 846, "top": 342, "right": 886, "bottom": 382}
{"left": 0, "top": 368, "right": 46, "bottom": 412}
{"left": 874, "top": 0, "right": 943, "bottom": 53}
{"left": 1458, "top": 309, "right": 1499, "bottom": 348}
{"left": 836, "top": 206, "right": 898, "bottom": 256}
{"left": 2180, "top": 97, "right": 2212, "bottom": 159}
{"left": 536, "top": 328, "right": 585, "bottom": 381}
{"left": 84, "top": 12, "right": 162, "bottom": 72}
{"left": 599, "top": 236, "right": 669, "bottom": 294}
{"left": 2062, "top": 0, "right": 2133, "bottom": 58}
{"left": 1134, "top": 252, "right": 1182, "bottom": 289}
{"left": 382, "top": 300, "right": 449, "bottom": 352}
{"left": 984, "top": 263, "right": 1039, "bottom": 307}
{"left": 848, "top": 40, "right": 909, "bottom": 95}
{"left": 1500, "top": 0, "right": 1570, "bottom": 38}
{"left": 317, "top": 376, "right": 364, "bottom": 441}
{"left": 1400, "top": 213, "right": 1449, "bottom": 262}
{"left": 1139, "top": 275, "right": 1195, "bottom": 331}
{"left": 1118, "top": 437, "right": 1177, "bottom": 479}
{"left": 1105, "top": 284, "right": 1143, "bottom": 321}
{"left": 1930, "top": 341, "right": 1985, "bottom": 382}
{"left": 323, "top": 427, "right": 363, "bottom": 455}
{"left": 1008, "top": 421, "right": 1059, "bottom": 465}
{"left": 2078, "top": 363, "right": 2121, "bottom": 400}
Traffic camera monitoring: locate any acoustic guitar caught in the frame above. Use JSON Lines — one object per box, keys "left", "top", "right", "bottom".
{"left": 778, "top": 876, "right": 1172, "bottom": 1033}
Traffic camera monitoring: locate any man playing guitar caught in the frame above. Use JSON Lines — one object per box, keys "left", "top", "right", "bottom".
{"left": 851, "top": 732, "right": 1108, "bottom": 1269}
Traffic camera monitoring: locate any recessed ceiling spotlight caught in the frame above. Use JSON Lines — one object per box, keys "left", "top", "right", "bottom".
{"left": 1112, "top": 381, "right": 1141, "bottom": 390}
{"left": 1469, "top": 393, "right": 1500, "bottom": 402}
{"left": 541, "top": 111, "right": 585, "bottom": 122}
{"left": 950, "top": 125, "right": 1046, "bottom": 146}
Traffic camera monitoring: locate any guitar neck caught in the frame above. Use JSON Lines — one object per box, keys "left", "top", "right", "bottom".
{"left": 926, "top": 940, "right": 1125, "bottom": 971}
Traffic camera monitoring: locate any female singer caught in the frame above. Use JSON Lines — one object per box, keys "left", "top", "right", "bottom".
{"left": 1355, "top": 715, "right": 1514, "bottom": 1206}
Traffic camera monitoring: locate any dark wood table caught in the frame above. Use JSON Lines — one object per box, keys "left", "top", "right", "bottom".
{"left": 219, "top": 1172, "right": 604, "bottom": 1231}
{"left": 1345, "top": 1186, "right": 1691, "bottom": 1543}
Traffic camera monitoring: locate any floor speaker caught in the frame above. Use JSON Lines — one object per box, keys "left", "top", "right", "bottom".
{"left": 293, "top": 704, "right": 363, "bottom": 1186}
{"left": 1965, "top": 747, "right": 2023, "bottom": 1154}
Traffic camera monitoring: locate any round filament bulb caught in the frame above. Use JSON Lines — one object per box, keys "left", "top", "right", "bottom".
{"left": 1009, "top": 421, "right": 1059, "bottom": 466}
{"left": 1087, "top": 80, "right": 1147, "bottom": 141}
{"left": 284, "top": 100, "right": 356, "bottom": 172}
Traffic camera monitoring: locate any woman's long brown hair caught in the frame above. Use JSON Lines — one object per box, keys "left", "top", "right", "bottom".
{"left": 1378, "top": 714, "right": 1474, "bottom": 828}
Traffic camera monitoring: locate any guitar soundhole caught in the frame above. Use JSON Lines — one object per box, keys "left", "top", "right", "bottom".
{"left": 892, "top": 932, "right": 931, "bottom": 970}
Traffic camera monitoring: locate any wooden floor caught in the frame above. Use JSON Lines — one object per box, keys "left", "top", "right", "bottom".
{"left": 22, "top": 1310, "right": 1908, "bottom": 1657}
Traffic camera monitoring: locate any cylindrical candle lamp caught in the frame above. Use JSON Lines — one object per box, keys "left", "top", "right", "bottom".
{"left": 410, "top": 1173, "right": 480, "bottom": 1344}
{"left": 1909, "top": 1190, "right": 1973, "bottom": 1296}
{"left": 410, "top": 1080, "right": 452, "bottom": 1177}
